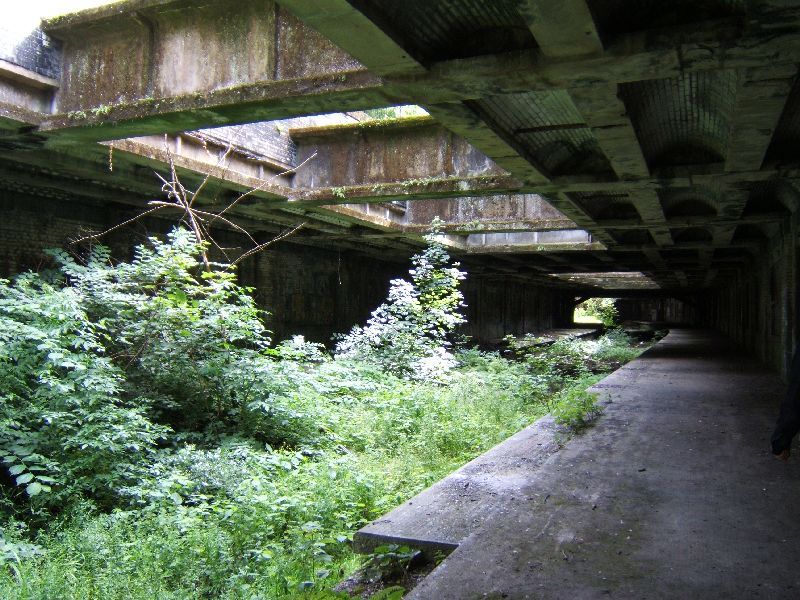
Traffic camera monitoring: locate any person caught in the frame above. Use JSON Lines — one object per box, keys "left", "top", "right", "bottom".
{"left": 771, "top": 344, "right": 800, "bottom": 460}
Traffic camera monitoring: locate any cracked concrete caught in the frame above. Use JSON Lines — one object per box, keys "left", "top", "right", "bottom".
{"left": 402, "top": 329, "right": 800, "bottom": 599}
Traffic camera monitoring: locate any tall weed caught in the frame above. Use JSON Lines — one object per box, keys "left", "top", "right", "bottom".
{"left": 0, "top": 229, "right": 649, "bottom": 599}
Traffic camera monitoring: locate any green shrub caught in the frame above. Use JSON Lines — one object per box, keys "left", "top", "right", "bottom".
{"left": 0, "top": 271, "right": 169, "bottom": 514}
{"left": 552, "top": 380, "right": 602, "bottom": 431}
{"left": 335, "top": 220, "right": 465, "bottom": 382}
{"left": 582, "top": 329, "right": 649, "bottom": 374}
{"left": 578, "top": 298, "right": 618, "bottom": 327}
{"left": 528, "top": 338, "right": 590, "bottom": 380}
{"left": 0, "top": 227, "right": 650, "bottom": 599}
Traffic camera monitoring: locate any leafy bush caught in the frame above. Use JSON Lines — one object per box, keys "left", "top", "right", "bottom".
{"left": 552, "top": 377, "right": 602, "bottom": 430}
{"left": 0, "top": 227, "right": 651, "bottom": 599}
{"left": 589, "top": 329, "right": 641, "bottom": 369}
{"left": 578, "top": 297, "right": 619, "bottom": 327}
{"left": 0, "top": 271, "right": 168, "bottom": 511}
{"left": 335, "top": 222, "right": 465, "bottom": 382}
{"left": 526, "top": 338, "right": 590, "bottom": 380}
{"left": 50, "top": 232, "right": 274, "bottom": 435}
{"left": 0, "top": 230, "right": 331, "bottom": 519}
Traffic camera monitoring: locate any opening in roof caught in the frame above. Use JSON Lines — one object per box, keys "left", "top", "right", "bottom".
{"left": 551, "top": 272, "right": 659, "bottom": 290}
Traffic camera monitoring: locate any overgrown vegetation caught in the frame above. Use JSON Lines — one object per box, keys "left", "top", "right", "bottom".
{"left": 335, "top": 221, "right": 465, "bottom": 382}
{"left": 363, "top": 106, "right": 429, "bottom": 120}
{"left": 574, "top": 297, "right": 619, "bottom": 327}
{"left": 0, "top": 228, "right": 649, "bottom": 599}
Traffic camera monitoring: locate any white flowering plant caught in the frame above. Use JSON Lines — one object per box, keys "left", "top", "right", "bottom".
{"left": 334, "top": 220, "right": 466, "bottom": 382}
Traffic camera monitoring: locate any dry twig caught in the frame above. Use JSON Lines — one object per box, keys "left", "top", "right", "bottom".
{"left": 71, "top": 134, "right": 311, "bottom": 269}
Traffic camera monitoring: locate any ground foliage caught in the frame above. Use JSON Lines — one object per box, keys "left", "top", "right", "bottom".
{"left": 575, "top": 297, "right": 619, "bottom": 327}
{"left": 334, "top": 220, "right": 465, "bottom": 382}
{"left": 0, "top": 229, "right": 648, "bottom": 599}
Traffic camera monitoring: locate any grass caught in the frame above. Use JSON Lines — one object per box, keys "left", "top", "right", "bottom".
{"left": 0, "top": 333, "right": 648, "bottom": 599}
{"left": 573, "top": 307, "right": 602, "bottom": 324}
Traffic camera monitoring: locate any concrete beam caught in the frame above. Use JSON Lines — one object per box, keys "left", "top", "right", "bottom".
{"left": 31, "top": 8, "right": 800, "bottom": 140}
{"left": 274, "top": 0, "right": 425, "bottom": 75}
{"left": 404, "top": 193, "right": 570, "bottom": 229}
{"left": 285, "top": 166, "right": 800, "bottom": 205}
{"left": 518, "top": 0, "right": 603, "bottom": 58}
{"left": 0, "top": 59, "right": 57, "bottom": 122}
{"left": 290, "top": 117, "right": 505, "bottom": 189}
{"left": 40, "top": 71, "right": 388, "bottom": 143}
{"left": 287, "top": 174, "right": 523, "bottom": 207}
{"left": 568, "top": 84, "right": 648, "bottom": 179}
{"left": 392, "top": 25, "right": 800, "bottom": 103}
{"left": 714, "top": 67, "right": 796, "bottom": 246}
{"left": 725, "top": 67, "right": 796, "bottom": 173}
{"left": 463, "top": 241, "right": 606, "bottom": 255}
{"left": 39, "top": 0, "right": 389, "bottom": 142}
{"left": 568, "top": 85, "right": 674, "bottom": 248}
{"left": 0, "top": 100, "right": 45, "bottom": 132}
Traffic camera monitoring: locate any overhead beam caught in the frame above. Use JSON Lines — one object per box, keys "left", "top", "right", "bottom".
{"left": 0, "top": 100, "right": 45, "bottom": 133}
{"left": 518, "top": 0, "right": 603, "bottom": 58}
{"left": 39, "top": 71, "right": 388, "bottom": 143}
{"left": 568, "top": 84, "right": 673, "bottom": 248}
{"left": 715, "top": 67, "right": 796, "bottom": 246}
{"left": 274, "top": 0, "right": 425, "bottom": 75}
{"left": 259, "top": 166, "right": 800, "bottom": 206}
{"left": 463, "top": 242, "right": 606, "bottom": 255}
{"left": 568, "top": 84, "right": 648, "bottom": 179}
{"left": 392, "top": 25, "right": 800, "bottom": 102}
{"left": 24, "top": 10, "right": 800, "bottom": 142}
{"left": 725, "top": 67, "right": 797, "bottom": 173}
{"left": 402, "top": 219, "right": 578, "bottom": 235}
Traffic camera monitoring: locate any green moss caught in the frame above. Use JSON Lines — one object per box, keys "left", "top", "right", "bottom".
{"left": 90, "top": 104, "right": 112, "bottom": 117}
{"left": 400, "top": 177, "right": 439, "bottom": 188}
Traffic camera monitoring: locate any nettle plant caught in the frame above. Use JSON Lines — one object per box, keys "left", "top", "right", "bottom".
{"left": 0, "top": 229, "right": 307, "bottom": 514}
{"left": 335, "top": 220, "right": 466, "bottom": 382}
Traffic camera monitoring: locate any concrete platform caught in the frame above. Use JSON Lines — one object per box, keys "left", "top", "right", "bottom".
{"left": 354, "top": 414, "right": 567, "bottom": 556}
{"left": 354, "top": 331, "right": 607, "bottom": 556}
{"left": 371, "top": 329, "right": 800, "bottom": 599}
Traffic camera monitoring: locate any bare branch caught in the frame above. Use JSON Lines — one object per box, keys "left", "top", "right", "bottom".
{"left": 192, "top": 208, "right": 259, "bottom": 245}
{"left": 196, "top": 219, "right": 233, "bottom": 263}
{"left": 159, "top": 137, "right": 211, "bottom": 271}
{"left": 212, "top": 151, "right": 318, "bottom": 223}
{"left": 230, "top": 222, "right": 307, "bottom": 267}
{"left": 70, "top": 205, "right": 167, "bottom": 245}
{"left": 191, "top": 142, "right": 234, "bottom": 207}
{"left": 74, "top": 131, "right": 316, "bottom": 273}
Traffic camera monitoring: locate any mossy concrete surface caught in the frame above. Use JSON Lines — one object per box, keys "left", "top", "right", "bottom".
{"left": 406, "top": 329, "right": 800, "bottom": 599}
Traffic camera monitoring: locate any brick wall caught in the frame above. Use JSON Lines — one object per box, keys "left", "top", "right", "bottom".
{"left": 1, "top": 190, "right": 581, "bottom": 347}
{"left": 0, "top": 191, "right": 400, "bottom": 345}
{"left": 239, "top": 240, "right": 402, "bottom": 343}
{"left": 460, "top": 275, "right": 573, "bottom": 345}
{"left": 0, "top": 25, "right": 61, "bottom": 79}
{"left": 700, "top": 216, "right": 798, "bottom": 377}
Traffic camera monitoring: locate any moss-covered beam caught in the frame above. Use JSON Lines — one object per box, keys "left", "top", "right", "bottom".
{"left": 464, "top": 242, "right": 606, "bottom": 255}
{"left": 40, "top": 71, "right": 388, "bottom": 143}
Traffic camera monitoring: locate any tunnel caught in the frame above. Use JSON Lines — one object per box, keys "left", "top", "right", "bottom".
{"left": 1, "top": 0, "right": 800, "bottom": 597}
